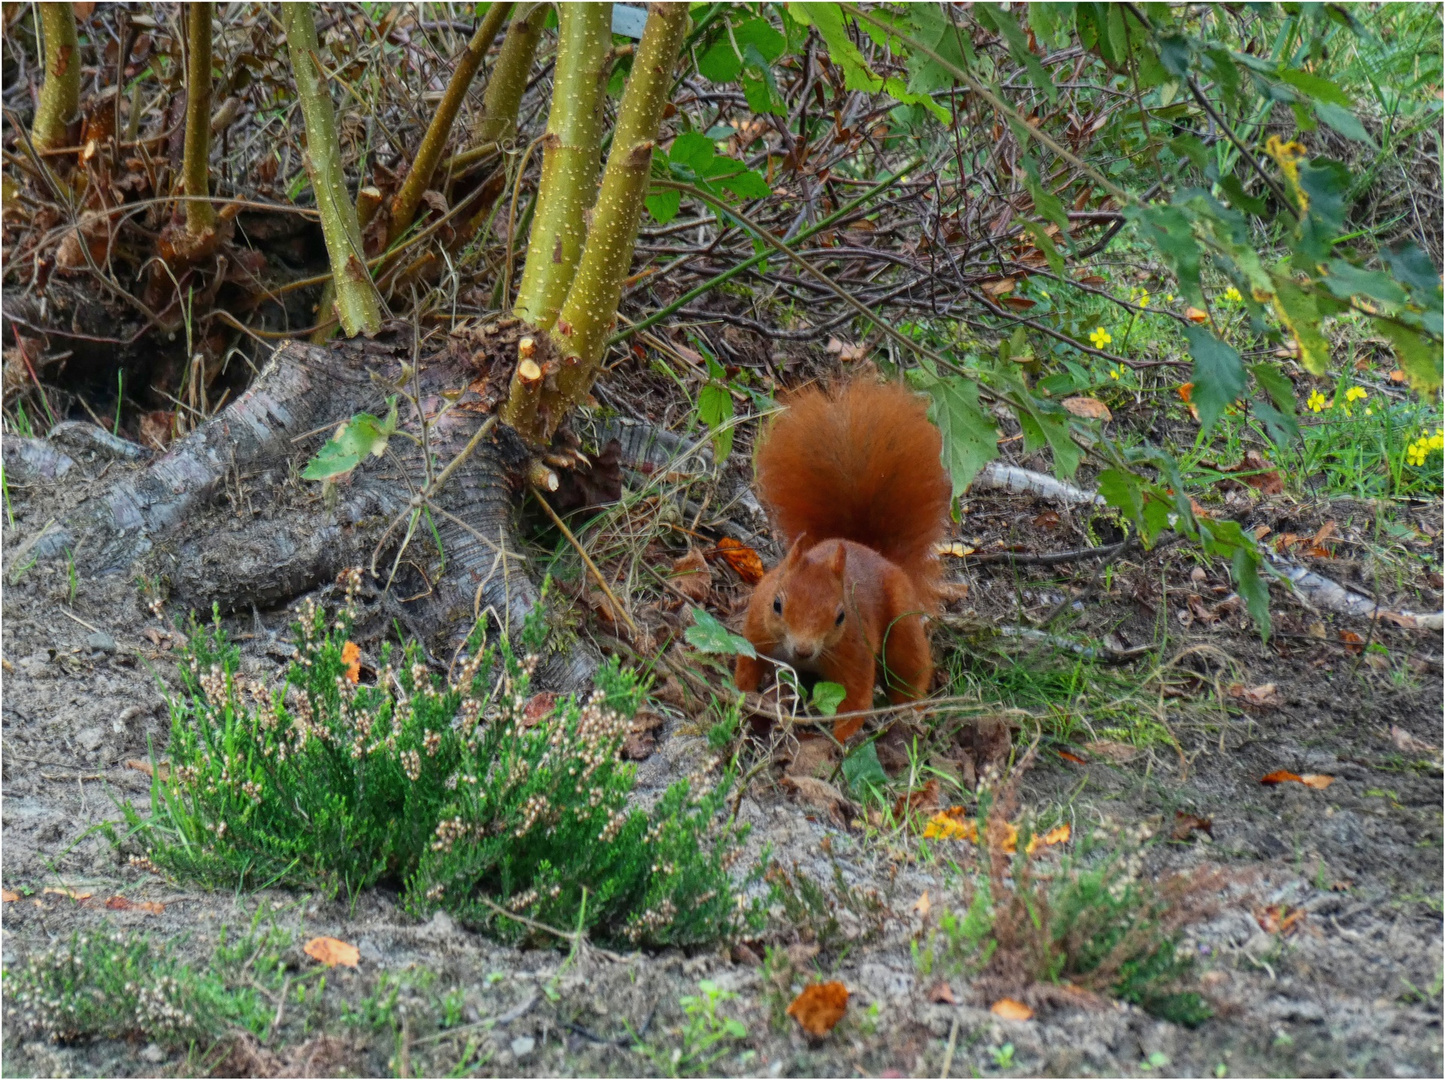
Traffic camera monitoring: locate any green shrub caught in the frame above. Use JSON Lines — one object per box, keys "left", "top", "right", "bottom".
{"left": 914, "top": 793, "right": 1216, "bottom": 1025}
{"left": 6, "top": 930, "right": 258, "bottom": 1046}
{"left": 125, "top": 581, "right": 754, "bottom": 947}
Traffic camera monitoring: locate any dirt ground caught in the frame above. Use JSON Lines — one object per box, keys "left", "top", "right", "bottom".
{"left": 2, "top": 441, "right": 1442, "bottom": 1078}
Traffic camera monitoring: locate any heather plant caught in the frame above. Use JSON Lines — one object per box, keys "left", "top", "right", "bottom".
{"left": 125, "top": 574, "right": 753, "bottom": 947}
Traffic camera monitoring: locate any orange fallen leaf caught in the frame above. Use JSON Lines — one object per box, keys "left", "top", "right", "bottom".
{"left": 991, "top": 997, "right": 1034, "bottom": 1021}
{"left": 341, "top": 641, "right": 361, "bottom": 683}
{"left": 981, "top": 277, "right": 1016, "bottom": 297}
{"left": 1061, "top": 396, "right": 1112, "bottom": 422}
{"left": 1176, "top": 382, "right": 1194, "bottom": 403}
{"left": 921, "top": 808, "right": 977, "bottom": 842}
{"left": 1260, "top": 770, "right": 1334, "bottom": 790}
{"left": 126, "top": 758, "right": 171, "bottom": 780}
{"left": 1339, "top": 630, "right": 1365, "bottom": 654}
{"left": 893, "top": 778, "right": 940, "bottom": 819}
{"left": 1057, "top": 749, "right": 1087, "bottom": 764}
{"left": 1256, "top": 904, "right": 1305, "bottom": 935}
{"left": 1185, "top": 306, "right": 1209, "bottom": 323}
{"left": 1025, "top": 823, "right": 1071, "bottom": 855}
{"left": 787, "top": 981, "right": 849, "bottom": 1036}
{"left": 1, "top": 889, "right": 18, "bottom": 902}
{"left": 669, "top": 549, "right": 713, "bottom": 602}
{"left": 304, "top": 936, "right": 360, "bottom": 968}
{"left": 913, "top": 891, "right": 932, "bottom": 917}
{"left": 714, "top": 537, "right": 764, "bottom": 585}
{"left": 43, "top": 887, "right": 92, "bottom": 901}
{"left": 1389, "top": 369, "right": 1406, "bottom": 383}
{"left": 1000, "top": 296, "right": 1037, "bottom": 311}
{"left": 105, "top": 896, "right": 165, "bottom": 914}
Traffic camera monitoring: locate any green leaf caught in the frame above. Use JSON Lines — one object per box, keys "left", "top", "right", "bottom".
{"left": 1141, "top": 495, "right": 1173, "bottom": 543}
{"left": 698, "top": 39, "right": 742, "bottom": 83}
{"left": 1183, "top": 326, "right": 1245, "bottom": 432}
{"left": 698, "top": 381, "right": 735, "bottom": 463}
{"left": 1277, "top": 68, "right": 1352, "bottom": 108}
{"left": 841, "top": 740, "right": 887, "bottom": 794}
{"left": 734, "top": 17, "right": 786, "bottom": 64}
{"left": 718, "top": 168, "right": 771, "bottom": 199}
{"left": 791, "top": 3, "right": 882, "bottom": 91}
{"left": 976, "top": 3, "right": 1056, "bottom": 102}
{"left": 1381, "top": 241, "right": 1444, "bottom": 307}
{"left": 1270, "top": 276, "right": 1331, "bottom": 376}
{"left": 1321, "top": 259, "right": 1407, "bottom": 306}
{"left": 1129, "top": 204, "right": 1202, "bottom": 304}
{"left": 1017, "top": 219, "right": 1066, "bottom": 276}
{"left": 907, "top": 365, "right": 998, "bottom": 498}
{"left": 1216, "top": 173, "right": 1266, "bottom": 216}
{"left": 685, "top": 607, "right": 756, "bottom": 658}
{"left": 669, "top": 131, "right": 715, "bottom": 171}
{"left": 1375, "top": 317, "right": 1443, "bottom": 395}
{"left": 645, "top": 187, "right": 682, "bottom": 225}
{"left": 1313, "top": 101, "right": 1376, "bottom": 148}
{"left": 1017, "top": 406, "right": 1082, "bottom": 479}
{"left": 1231, "top": 546, "right": 1271, "bottom": 638}
{"left": 811, "top": 681, "right": 846, "bottom": 716}
{"left": 301, "top": 399, "right": 398, "bottom": 481}
{"left": 1249, "top": 362, "right": 1299, "bottom": 445}
{"left": 1097, "top": 468, "right": 1144, "bottom": 525}
{"left": 1157, "top": 34, "right": 1191, "bottom": 77}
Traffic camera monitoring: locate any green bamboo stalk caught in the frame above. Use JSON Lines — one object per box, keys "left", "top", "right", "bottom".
{"left": 31, "top": 3, "right": 80, "bottom": 152}
{"left": 471, "top": 2, "right": 547, "bottom": 148}
{"left": 281, "top": 3, "right": 382, "bottom": 337}
{"left": 511, "top": 4, "right": 613, "bottom": 330}
{"left": 182, "top": 3, "right": 216, "bottom": 234}
{"left": 387, "top": 2, "right": 512, "bottom": 245}
{"left": 501, "top": 3, "right": 687, "bottom": 442}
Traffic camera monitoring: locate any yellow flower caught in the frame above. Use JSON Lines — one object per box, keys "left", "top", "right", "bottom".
{"left": 1109, "top": 367, "right": 1121, "bottom": 380}
{"left": 1430, "top": 432, "right": 1445, "bottom": 451}
{"left": 1344, "top": 386, "right": 1367, "bottom": 404}
{"left": 1089, "top": 327, "right": 1113, "bottom": 349}
{"left": 1306, "top": 390, "right": 1329, "bottom": 412}
{"left": 1407, "top": 442, "right": 1428, "bottom": 466}
{"left": 1165, "top": 294, "right": 1175, "bottom": 303}
{"left": 1223, "top": 287, "right": 1242, "bottom": 303}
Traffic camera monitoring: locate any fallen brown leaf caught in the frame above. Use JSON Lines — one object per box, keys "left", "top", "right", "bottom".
{"left": 892, "top": 778, "right": 940, "bottom": 819}
{"left": 1057, "top": 749, "right": 1087, "bottom": 764}
{"left": 1082, "top": 739, "right": 1140, "bottom": 763}
{"left": 927, "top": 981, "right": 956, "bottom": 1005}
{"left": 105, "top": 896, "right": 165, "bottom": 914}
{"left": 43, "top": 887, "right": 92, "bottom": 901}
{"left": 1260, "top": 770, "right": 1334, "bottom": 790}
{"left": 304, "top": 936, "right": 360, "bottom": 968}
{"left": 1061, "top": 395, "right": 1113, "bottom": 421}
{"left": 521, "top": 691, "right": 557, "bottom": 728}
{"left": 990, "top": 997, "right": 1034, "bottom": 1021}
{"left": 1256, "top": 904, "right": 1305, "bottom": 936}
{"left": 1170, "top": 812, "right": 1214, "bottom": 841}
{"left": 1, "top": 889, "right": 18, "bottom": 902}
{"left": 1389, "top": 725, "right": 1438, "bottom": 755}
{"left": 1216, "top": 450, "right": 1283, "bottom": 495}
{"left": 981, "top": 277, "right": 1016, "bottom": 297}
{"left": 1185, "top": 306, "right": 1209, "bottom": 323}
{"left": 125, "top": 758, "right": 171, "bottom": 780}
{"left": 787, "top": 981, "right": 849, "bottom": 1036}
{"left": 913, "top": 891, "right": 932, "bottom": 918}
{"left": 714, "top": 537, "right": 765, "bottom": 584}
{"left": 668, "top": 549, "right": 712, "bottom": 602}
{"left": 1227, "top": 682, "right": 1281, "bottom": 709}
{"left": 1339, "top": 630, "right": 1365, "bottom": 654}
{"left": 781, "top": 775, "right": 853, "bottom": 825}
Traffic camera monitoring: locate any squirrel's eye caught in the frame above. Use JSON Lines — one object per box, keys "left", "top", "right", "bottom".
{"left": 773, "top": 595, "right": 783, "bottom": 615}
{"left": 835, "top": 608, "right": 846, "bottom": 626}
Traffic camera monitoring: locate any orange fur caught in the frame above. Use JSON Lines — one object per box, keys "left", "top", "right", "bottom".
{"left": 735, "top": 379, "right": 952, "bottom": 740}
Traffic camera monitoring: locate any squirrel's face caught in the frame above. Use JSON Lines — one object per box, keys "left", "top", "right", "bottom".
{"left": 764, "top": 539, "right": 849, "bottom": 667}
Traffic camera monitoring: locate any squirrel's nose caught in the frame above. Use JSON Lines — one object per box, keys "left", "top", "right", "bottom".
{"left": 793, "top": 642, "right": 817, "bottom": 660}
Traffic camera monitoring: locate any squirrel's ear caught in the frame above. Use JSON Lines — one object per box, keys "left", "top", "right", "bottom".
{"left": 830, "top": 543, "right": 847, "bottom": 576}
{"left": 784, "top": 534, "right": 808, "bottom": 567}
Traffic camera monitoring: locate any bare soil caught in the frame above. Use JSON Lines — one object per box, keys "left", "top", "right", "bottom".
{"left": 2, "top": 443, "right": 1442, "bottom": 1078}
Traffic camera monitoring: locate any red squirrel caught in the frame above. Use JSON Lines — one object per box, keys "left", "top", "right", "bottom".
{"left": 733, "top": 378, "right": 953, "bottom": 740}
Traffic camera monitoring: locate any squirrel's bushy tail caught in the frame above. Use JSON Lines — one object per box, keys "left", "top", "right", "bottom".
{"left": 754, "top": 378, "right": 952, "bottom": 588}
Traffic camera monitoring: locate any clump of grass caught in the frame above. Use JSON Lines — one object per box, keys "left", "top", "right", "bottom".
{"left": 125, "top": 575, "right": 754, "bottom": 948}
{"left": 5, "top": 929, "right": 267, "bottom": 1047}
{"left": 914, "top": 771, "right": 1219, "bottom": 1025}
